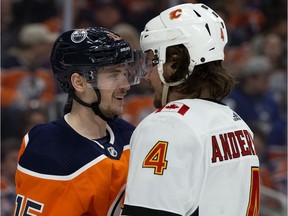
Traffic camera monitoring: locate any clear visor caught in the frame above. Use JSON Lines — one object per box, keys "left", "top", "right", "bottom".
{"left": 86, "top": 49, "right": 147, "bottom": 90}
{"left": 127, "top": 49, "right": 147, "bottom": 85}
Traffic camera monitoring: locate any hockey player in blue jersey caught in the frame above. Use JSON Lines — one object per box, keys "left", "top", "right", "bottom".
{"left": 14, "top": 27, "right": 145, "bottom": 215}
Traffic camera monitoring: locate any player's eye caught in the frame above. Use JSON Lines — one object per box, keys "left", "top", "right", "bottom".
{"left": 145, "top": 57, "right": 159, "bottom": 72}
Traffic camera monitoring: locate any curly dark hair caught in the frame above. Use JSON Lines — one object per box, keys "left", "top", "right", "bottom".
{"left": 165, "top": 44, "right": 235, "bottom": 100}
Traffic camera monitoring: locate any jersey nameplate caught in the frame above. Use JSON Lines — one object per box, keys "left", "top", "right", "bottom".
{"left": 211, "top": 129, "right": 256, "bottom": 165}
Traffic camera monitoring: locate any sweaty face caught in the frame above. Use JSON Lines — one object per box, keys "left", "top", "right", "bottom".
{"left": 144, "top": 51, "right": 163, "bottom": 108}
{"left": 90, "top": 63, "right": 131, "bottom": 116}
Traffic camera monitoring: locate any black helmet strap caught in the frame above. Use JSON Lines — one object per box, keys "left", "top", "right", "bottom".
{"left": 70, "top": 89, "right": 116, "bottom": 122}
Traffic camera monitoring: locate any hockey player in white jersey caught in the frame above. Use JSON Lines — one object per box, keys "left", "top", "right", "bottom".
{"left": 122, "top": 3, "right": 260, "bottom": 216}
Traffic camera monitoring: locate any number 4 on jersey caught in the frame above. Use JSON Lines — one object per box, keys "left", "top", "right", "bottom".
{"left": 246, "top": 167, "right": 260, "bottom": 216}
{"left": 142, "top": 141, "right": 168, "bottom": 175}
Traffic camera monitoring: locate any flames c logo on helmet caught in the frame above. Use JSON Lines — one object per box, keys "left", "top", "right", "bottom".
{"left": 170, "top": 9, "right": 182, "bottom": 20}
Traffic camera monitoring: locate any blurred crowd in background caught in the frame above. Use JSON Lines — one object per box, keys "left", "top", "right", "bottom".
{"left": 1, "top": 0, "right": 287, "bottom": 215}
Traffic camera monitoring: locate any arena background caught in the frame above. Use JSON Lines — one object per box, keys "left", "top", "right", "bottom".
{"left": 1, "top": 0, "right": 287, "bottom": 215}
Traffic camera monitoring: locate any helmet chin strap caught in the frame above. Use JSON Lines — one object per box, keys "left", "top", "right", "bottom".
{"left": 158, "top": 60, "right": 196, "bottom": 106}
{"left": 161, "top": 83, "right": 170, "bottom": 106}
{"left": 70, "top": 90, "right": 116, "bottom": 122}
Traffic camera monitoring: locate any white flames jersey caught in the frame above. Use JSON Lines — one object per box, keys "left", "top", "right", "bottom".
{"left": 122, "top": 99, "right": 260, "bottom": 216}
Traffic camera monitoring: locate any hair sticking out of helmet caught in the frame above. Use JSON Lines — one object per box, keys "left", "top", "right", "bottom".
{"left": 50, "top": 27, "right": 145, "bottom": 93}
{"left": 140, "top": 3, "right": 228, "bottom": 85}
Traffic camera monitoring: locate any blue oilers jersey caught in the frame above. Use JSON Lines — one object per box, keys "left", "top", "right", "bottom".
{"left": 15, "top": 115, "right": 134, "bottom": 216}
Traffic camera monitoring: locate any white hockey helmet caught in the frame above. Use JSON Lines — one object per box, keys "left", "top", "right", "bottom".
{"left": 140, "top": 3, "right": 228, "bottom": 73}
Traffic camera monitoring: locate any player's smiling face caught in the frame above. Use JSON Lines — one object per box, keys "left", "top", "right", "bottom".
{"left": 144, "top": 50, "right": 163, "bottom": 108}
{"left": 96, "top": 63, "right": 130, "bottom": 116}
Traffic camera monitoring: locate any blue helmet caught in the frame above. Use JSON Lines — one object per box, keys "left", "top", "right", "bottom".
{"left": 50, "top": 27, "right": 133, "bottom": 93}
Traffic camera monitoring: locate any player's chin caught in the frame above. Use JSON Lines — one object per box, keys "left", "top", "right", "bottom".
{"left": 112, "top": 106, "right": 125, "bottom": 116}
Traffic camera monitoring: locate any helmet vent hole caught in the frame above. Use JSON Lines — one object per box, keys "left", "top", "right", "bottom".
{"left": 201, "top": 5, "right": 209, "bottom": 10}
{"left": 201, "top": 57, "right": 205, "bottom": 62}
{"left": 193, "top": 10, "right": 201, "bottom": 17}
{"left": 221, "top": 22, "right": 225, "bottom": 28}
{"left": 212, "top": 12, "right": 219, "bottom": 18}
{"left": 205, "top": 23, "right": 211, "bottom": 36}
{"left": 209, "top": 47, "right": 215, "bottom": 51}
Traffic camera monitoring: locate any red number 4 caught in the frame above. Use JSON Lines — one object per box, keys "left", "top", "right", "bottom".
{"left": 142, "top": 141, "right": 168, "bottom": 175}
{"left": 246, "top": 167, "right": 260, "bottom": 216}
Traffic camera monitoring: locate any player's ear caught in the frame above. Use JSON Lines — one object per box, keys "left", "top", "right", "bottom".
{"left": 163, "top": 54, "right": 179, "bottom": 79}
{"left": 170, "top": 54, "right": 181, "bottom": 72}
{"left": 71, "top": 73, "right": 86, "bottom": 92}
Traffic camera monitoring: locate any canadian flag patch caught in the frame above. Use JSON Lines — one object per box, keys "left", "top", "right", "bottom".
{"left": 156, "top": 102, "right": 189, "bottom": 116}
